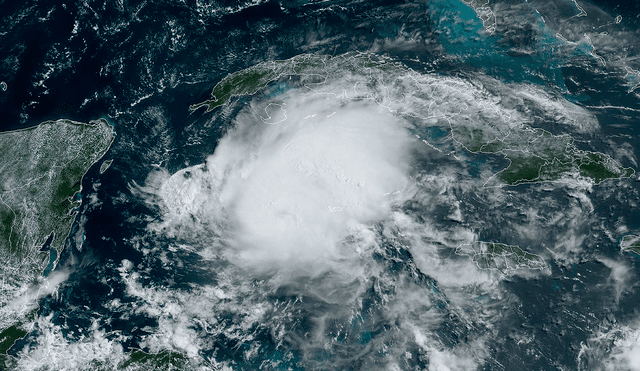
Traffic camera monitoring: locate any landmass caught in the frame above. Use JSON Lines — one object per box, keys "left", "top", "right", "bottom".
{"left": 0, "top": 118, "right": 114, "bottom": 358}
{"left": 117, "top": 349, "right": 205, "bottom": 370}
{"left": 100, "top": 159, "right": 113, "bottom": 174}
{"left": 461, "top": 0, "right": 497, "bottom": 33}
{"left": 620, "top": 235, "right": 640, "bottom": 256}
{"left": 451, "top": 122, "right": 635, "bottom": 186}
{"left": 190, "top": 52, "right": 634, "bottom": 187}
{"left": 0, "top": 119, "right": 114, "bottom": 271}
{"left": 0, "top": 309, "right": 36, "bottom": 369}
{"left": 192, "top": 53, "right": 366, "bottom": 112}
{"left": 455, "top": 241, "right": 547, "bottom": 274}
{"left": 571, "top": 0, "right": 587, "bottom": 17}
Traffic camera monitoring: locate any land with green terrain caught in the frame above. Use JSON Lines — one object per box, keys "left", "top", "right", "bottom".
{"left": 191, "top": 52, "right": 634, "bottom": 186}
{"left": 451, "top": 123, "right": 635, "bottom": 186}
{"left": 189, "top": 52, "right": 401, "bottom": 113}
{"left": 455, "top": 241, "right": 546, "bottom": 274}
{"left": 620, "top": 235, "right": 640, "bottom": 256}
{"left": 0, "top": 119, "right": 114, "bottom": 270}
{"left": 0, "top": 308, "right": 36, "bottom": 369}
{"left": 0, "top": 119, "right": 114, "bottom": 357}
{"left": 84, "top": 349, "right": 204, "bottom": 371}
{"left": 117, "top": 349, "right": 206, "bottom": 370}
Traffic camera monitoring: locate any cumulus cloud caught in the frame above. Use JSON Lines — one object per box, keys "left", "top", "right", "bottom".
{"left": 411, "top": 325, "right": 487, "bottom": 371}
{"left": 598, "top": 257, "right": 633, "bottom": 302}
{"left": 427, "top": 346, "right": 484, "bottom": 371}
{"left": 606, "top": 327, "right": 640, "bottom": 371}
{"left": 580, "top": 320, "right": 640, "bottom": 371}
{"left": 513, "top": 85, "right": 601, "bottom": 134}
{"left": 15, "top": 315, "right": 126, "bottom": 371}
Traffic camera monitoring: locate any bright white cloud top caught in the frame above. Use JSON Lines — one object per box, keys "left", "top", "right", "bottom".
{"left": 161, "top": 90, "right": 417, "bottom": 276}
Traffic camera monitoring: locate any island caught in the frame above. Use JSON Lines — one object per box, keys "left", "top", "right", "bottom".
{"left": 190, "top": 52, "right": 634, "bottom": 187}
{"left": 452, "top": 122, "right": 635, "bottom": 186}
{"left": 455, "top": 241, "right": 547, "bottom": 274}
{"left": 99, "top": 159, "right": 113, "bottom": 174}
{"left": 620, "top": 235, "right": 640, "bottom": 256}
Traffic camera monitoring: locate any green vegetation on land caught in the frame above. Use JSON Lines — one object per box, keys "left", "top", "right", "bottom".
{"left": 0, "top": 119, "right": 114, "bottom": 357}
{"left": 99, "top": 159, "right": 113, "bottom": 174}
{"left": 191, "top": 51, "right": 634, "bottom": 186}
{"left": 456, "top": 241, "right": 546, "bottom": 274}
{"left": 452, "top": 127, "right": 485, "bottom": 152}
{"left": 120, "top": 349, "right": 192, "bottom": 370}
{"left": 498, "top": 152, "right": 548, "bottom": 185}
{"left": 620, "top": 235, "right": 640, "bottom": 256}
{"left": 0, "top": 324, "right": 27, "bottom": 355}
{"left": 0, "top": 309, "right": 36, "bottom": 364}
{"left": 190, "top": 52, "right": 399, "bottom": 112}
{"left": 0, "top": 119, "right": 114, "bottom": 266}
{"left": 453, "top": 123, "right": 634, "bottom": 186}
{"left": 461, "top": 0, "right": 497, "bottom": 33}
{"left": 190, "top": 60, "right": 298, "bottom": 112}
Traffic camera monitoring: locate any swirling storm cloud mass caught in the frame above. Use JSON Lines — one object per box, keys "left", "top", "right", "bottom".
{"left": 159, "top": 91, "right": 416, "bottom": 273}
{"left": 145, "top": 77, "right": 493, "bottom": 369}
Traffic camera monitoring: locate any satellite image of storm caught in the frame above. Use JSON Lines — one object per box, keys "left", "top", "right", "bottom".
{"left": 2, "top": 0, "right": 640, "bottom": 370}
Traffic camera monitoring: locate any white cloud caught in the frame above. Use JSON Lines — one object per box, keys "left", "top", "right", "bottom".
{"left": 156, "top": 88, "right": 419, "bottom": 280}
{"left": 410, "top": 326, "right": 487, "bottom": 371}
{"left": 2, "top": 270, "right": 69, "bottom": 321}
{"left": 15, "top": 315, "right": 126, "bottom": 371}
{"left": 127, "top": 62, "right": 614, "bottom": 370}
{"left": 598, "top": 257, "right": 633, "bottom": 302}
{"left": 607, "top": 328, "right": 640, "bottom": 371}
{"left": 580, "top": 320, "right": 640, "bottom": 371}
{"left": 428, "top": 346, "right": 483, "bottom": 371}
